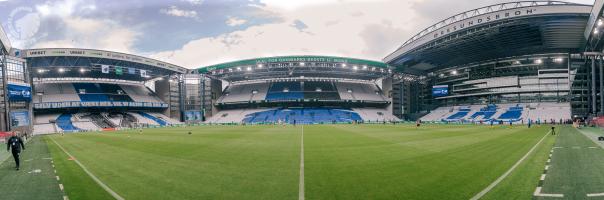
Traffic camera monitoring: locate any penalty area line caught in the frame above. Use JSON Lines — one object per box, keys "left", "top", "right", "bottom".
{"left": 470, "top": 130, "right": 551, "bottom": 200}
{"left": 49, "top": 136, "right": 125, "bottom": 200}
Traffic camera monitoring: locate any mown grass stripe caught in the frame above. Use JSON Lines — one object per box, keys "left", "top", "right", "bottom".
{"left": 470, "top": 130, "right": 550, "bottom": 200}
{"left": 49, "top": 136, "right": 125, "bottom": 200}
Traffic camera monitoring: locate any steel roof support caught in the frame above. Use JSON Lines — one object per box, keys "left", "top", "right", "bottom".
{"left": 600, "top": 57, "right": 603, "bottom": 116}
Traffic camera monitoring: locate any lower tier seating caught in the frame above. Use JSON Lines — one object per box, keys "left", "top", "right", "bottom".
{"left": 243, "top": 108, "right": 362, "bottom": 124}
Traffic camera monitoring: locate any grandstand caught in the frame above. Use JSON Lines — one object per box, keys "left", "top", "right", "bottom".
{"left": 420, "top": 103, "right": 571, "bottom": 123}
{"left": 385, "top": 1, "right": 593, "bottom": 122}
{"left": 21, "top": 48, "right": 186, "bottom": 134}
{"left": 2, "top": 0, "right": 603, "bottom": 132}
{"left": 199, "top": 56, "right": 397, "bottom": 124}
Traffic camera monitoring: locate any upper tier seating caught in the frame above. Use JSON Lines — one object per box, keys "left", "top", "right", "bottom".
{"left": 35, "top": 83, "right": 165, "bottom": 104}
{"left": 119, "top": 85, "right": 164, "bottom": 103}
{"left": 303, "top": 82, "right": 340, "bottom": 100}
{"left": 219, "top": 83, "right": 269, "bottom": 103}
{"left": 335, "top": 82, "right": 387, "bottom": 101}
{"left": 73, "top": 83, "right": 133, "bottom": 102}
{"left": 266, "top": 82, "right": 304, "bottom": 101}
{"left": 34, "top": 83, "right": 81, "bottom": 103}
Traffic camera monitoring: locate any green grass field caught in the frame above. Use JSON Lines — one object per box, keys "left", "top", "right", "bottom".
{"left": 34, "top": 124, "right": 570, "bottom": 200}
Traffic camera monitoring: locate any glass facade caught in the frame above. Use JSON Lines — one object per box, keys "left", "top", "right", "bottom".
{"left": 0, "top": 54, "right": 31, "bottom": 132}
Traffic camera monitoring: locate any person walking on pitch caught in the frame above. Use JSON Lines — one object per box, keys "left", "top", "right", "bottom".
{"left": 6, "top": 131, "right": 25, "bottom": 170}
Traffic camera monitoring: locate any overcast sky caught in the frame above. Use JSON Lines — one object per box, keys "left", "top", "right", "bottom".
{"left": 0, "top": 0, "right": 596, "bottom": 68}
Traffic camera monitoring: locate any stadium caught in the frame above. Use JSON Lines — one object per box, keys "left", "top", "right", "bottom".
{"left": 1, "top": 0, "right": 604, "bottom": 200}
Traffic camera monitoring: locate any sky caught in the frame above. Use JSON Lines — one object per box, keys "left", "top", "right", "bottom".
{"left": 0, "top": 0, "right": 596, "bottom": 69}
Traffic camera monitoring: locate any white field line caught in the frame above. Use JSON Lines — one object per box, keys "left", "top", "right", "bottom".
{"left": 298, "top": 125, "right": 305, "bottom": 200}
{"left": 533, "top": 187, "right": 564, "bottom": 198}
{"left": 50, "top": 136, "right": 125, "bottom": 200}
{"left": 587, "top": 193, "right": 604, "bottom": 197}
{"left": 470, "top": 131, "right": 550, "bottom": 200}
{"left": 576, "top": 128, "right": 604, "bottom": 149}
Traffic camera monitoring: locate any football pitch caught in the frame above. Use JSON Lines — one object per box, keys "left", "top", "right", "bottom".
{"left": 9, "top": 124, "right": 575, "bottom": 200}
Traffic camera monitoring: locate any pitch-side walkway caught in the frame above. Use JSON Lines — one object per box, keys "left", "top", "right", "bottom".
{"left": 0, "top": 136, "right": 65, "bottom": 200}
{"left": 536, "top": 127, "right": 604, "bottom": 199}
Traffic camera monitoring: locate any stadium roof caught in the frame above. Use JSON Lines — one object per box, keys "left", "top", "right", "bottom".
{"left": 198, "top": 55, "right": 391, "bottom": 82}
{"left": 22, "top": 48, "right": 188, "bottom": 82}
{"left": 198, "top": 55, "right": 388, "bottom": 73}
{"left": 584, "top": 0, "right": 604, "bottom": 52}
{"left": 385, "top": 1, "right": 591, "bottom": 74}
{"left": 0, "top": 25, "right": 10, "bottom": 54}
{"left": 21, "top": 48, "right": 187, "bottom": 74}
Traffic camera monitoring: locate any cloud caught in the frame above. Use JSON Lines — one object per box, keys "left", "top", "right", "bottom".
{"left": 35, "top": 0, "right": 95, "bottom": 18}
{"left": 14, "top": 0, "right": 140, "bottom": 53}
{"left": 33, "top": 17, "right": 139, "bottom": 53}
{"left": 151, "top": 0, "right": 421, "bottom": 68}
{"left": 259, "top": 0, "right": 379, "bottom": 11}
{"left": 182, "top": 0, "right": 204, "bottom": 5}
{"left": 226, "top": 16, "right": 247, "bottom": 27}
{"left": 160, "top": 6, "right": 198, "bottom": 18}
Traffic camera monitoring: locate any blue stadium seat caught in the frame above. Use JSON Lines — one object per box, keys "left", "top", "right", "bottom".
{"left": 498, "top": 107, "right": 523, "bottom": 120}
{"left": 138, "top": 112, "right": 167, "bottom": 126}
{"left": 470, "top": 105, "right": 497, "bottom": 120}
{"left": 56, "top": 114, "right": 80, "bottom": 132}
{"left": 447, "top": 111, "right": 469, "bottom": 120}
{"left": 243, "top": 108, "right": 362, "bottom": 124}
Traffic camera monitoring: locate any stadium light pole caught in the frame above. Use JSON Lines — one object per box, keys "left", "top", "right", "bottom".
{"left": 593, "top": 56, "right": 597, "bottom": 115}
{"left": 600, "top": 57, "right": 603, "bottom": 116}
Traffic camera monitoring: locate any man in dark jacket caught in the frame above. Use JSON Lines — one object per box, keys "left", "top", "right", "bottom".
{"left": 6, "top": 132, "right": 25, "bottom": 170}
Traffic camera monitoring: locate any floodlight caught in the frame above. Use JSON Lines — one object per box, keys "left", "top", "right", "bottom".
{"left": 534, "top": 59, "right": 543, "bottom": 64}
